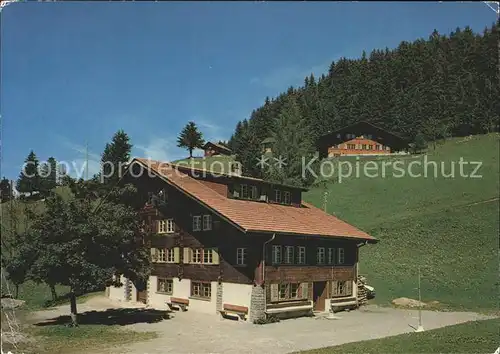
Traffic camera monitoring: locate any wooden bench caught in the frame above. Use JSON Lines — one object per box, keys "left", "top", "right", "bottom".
{"left": 166, "top": 297, "right": 189, "bottom": 311}
{"left": 220, "top": 303, "right": 248, "bottom": 320}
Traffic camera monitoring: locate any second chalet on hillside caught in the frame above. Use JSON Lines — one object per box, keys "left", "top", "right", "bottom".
{"left": 317, "top": 121, "right": 409, "bottom": 158}
{"left": 106, "top": 157, "right": 377, "bottom": 322}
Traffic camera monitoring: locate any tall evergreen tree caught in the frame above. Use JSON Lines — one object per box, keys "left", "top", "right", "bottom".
{"left": 16, "top": 150, "right": 40, "bottom": 197}
{"left": 176, "top": 121, "right": 205, "bottom": 158}
{"left": 264, "top": 96, "right": 318, "bottom": 187}
{"left": 101, "top": 130, "right": 132, "bottom": 187}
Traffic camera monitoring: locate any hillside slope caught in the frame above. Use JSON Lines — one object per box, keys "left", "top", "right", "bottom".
{"left": 304, "top": 134, "right": 499, "bottom": 311}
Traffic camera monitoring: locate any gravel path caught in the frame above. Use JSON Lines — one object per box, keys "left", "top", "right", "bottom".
{"left": 31, "top": 296, "right": 495, "bottom": 354}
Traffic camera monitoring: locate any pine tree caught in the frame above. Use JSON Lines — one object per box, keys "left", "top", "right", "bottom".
{"left": 101, "top": 130, "right": 132, "bottom": 187}
{"left": 16, "top": 150, "right": 40, "bottom": 198}
{"left": 264, "top": 96, "right": 318, "bottom": 187}
{"left": 177, "top": 121, "right": 205, "bottom": 158}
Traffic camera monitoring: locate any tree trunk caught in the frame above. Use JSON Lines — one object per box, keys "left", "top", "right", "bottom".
{"left": 189, "top": 148, "right": 193, "bottom": 158}
{"left": 69, "top": 290, "right": 78, "bottom": 327}
{"left": 15, "top": 284, "right": 19, "bottom": 299}
{"left": 50, "top": 283, "right": 57, "bottom": 301}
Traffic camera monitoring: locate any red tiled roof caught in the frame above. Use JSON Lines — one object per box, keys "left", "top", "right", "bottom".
{"left": 133, "top": 158, "right": 376, "bottom": 242}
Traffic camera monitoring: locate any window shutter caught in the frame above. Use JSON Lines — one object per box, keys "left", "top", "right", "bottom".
{"left": 212, "top": 248, "right": 220, "bottom": 265}
{"left": 173, "top": 247, "right": 180, "bottom": 263}
{"left": 331, "top": 281, "right": 338, "bottom": 296}
{"left": 301, "top": 282, "right": 309, "bottom": 300}
{"left": 270, "top": 283, "right": 279, "bottom": 302}
{"left": 346, "top": 280, "right": 352, "bottom": 296}
{"left": 182, "top": 247, "right": 191, "bottom": 264}
{"left": 150, "top": 248, "right": 158, "bottom": 262}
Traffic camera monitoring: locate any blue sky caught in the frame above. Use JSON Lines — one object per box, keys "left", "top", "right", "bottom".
{"left": 1, "top": 1, "right": 497, "bottom": 180}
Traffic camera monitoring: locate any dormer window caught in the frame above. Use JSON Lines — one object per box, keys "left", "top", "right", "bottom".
{"left": 240, "top": 184, "right": 249, "bottom": 199}
{"left": 275, "top": 190, "right": 282, "bottom": 203}
{"left": 283, "top": 191, "right": 291, "bottom": 204}
{"left": 250, "top": 186, "right": 258, "bottom": 199}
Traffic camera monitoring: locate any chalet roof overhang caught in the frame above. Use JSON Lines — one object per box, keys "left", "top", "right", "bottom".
{"left": 120, "top": 158, "right": 376, "bottom": 243}
{"left": 249, "top": 229, "right": 378, "bottom": 244}
{"left": 318, "top": 121, "right": 409, "bottom": 149}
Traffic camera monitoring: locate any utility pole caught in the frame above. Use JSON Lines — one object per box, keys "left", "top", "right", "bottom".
{"left": 415, "top": 266, "right": 424, "bottom": 332}
{"left": 85, "top": 141, "right": 89, "bottom": 180}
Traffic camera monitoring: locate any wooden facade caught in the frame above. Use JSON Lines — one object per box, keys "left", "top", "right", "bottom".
{"left": 317, "top": 121, "right": 409, "bottom": 159}
{"left": 114, "top": 160, "right": 374, "bottom": 318}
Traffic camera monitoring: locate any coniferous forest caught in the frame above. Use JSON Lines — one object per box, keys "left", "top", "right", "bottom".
{"left": 228, "top": 22, "right": 500, "bottom": 182}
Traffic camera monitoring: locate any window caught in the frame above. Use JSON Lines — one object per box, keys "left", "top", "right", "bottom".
{"left": 337, "top": 248, "right": 345, "bottom": 264}
{"left": 157, "top": 278, "right": 173, "bottom": 294}
{"left": 193, "top": 249, "right": 202, "bottom": 263}
{"left": 203, "top": 248, "right": 213, "bottom": 264}
{"left": 347, "top": 144, "right": 356, "bottom": 149}
{"left": 272, "top": 245, "right": 282, "bottom": 264}
{"left": 331, "top": 280, "right": 353, "bottom": 297}
{"left": 158, "top": 219, "right": 175, "bottom": 234}
{"left": 151, "top": 248, "right": 176, "bottom": 263}
{"left": 240, "top": 184, "right": 249, "bottom": 198}
{"left": 191, "top": 281, "right": 211, "bottom": 299}
{"left": 362, "top": 144, "right": 367, "bottom": 150}
{"left": 275, "top": 190, "right": 282, "bottom": 203}
{"left": 202, "top": 215, "right": 212, "bottom": 231}
{"left": 157, "top": 248, "right": 166, "bottom": 262}
{"left": 192, "top": 216, "right": 201, "bottom": 231}
{"left": 367, "top": 134, "right": 373, "bottom": 139}
{"left": 278, "top": 283, "right": 303, "bottom": 301}
{"left": 336, "top": 134, "right": 341, "bottom": 139}
{"left": 250, "top": 186, "right": 258, "bottom": 199}
{"left": 236, "top": 248, "right": 248, "bottom": 266}
{"left": 328, "top": 248, "right": 336, "bottom": 264}
{"left": 297, "top": 246, "right": 306, "bottom": 264}
{"left": 317, "top": 247, "right": 325, "bottom": 264}
{"left": 270, "top": 282, "right": 308, "bottom": 302}
{"left": 283, "top": 191, "right": 291, "bottom": 204}
{"left": 284, "top": 246, "right": 294, "bottom": 264}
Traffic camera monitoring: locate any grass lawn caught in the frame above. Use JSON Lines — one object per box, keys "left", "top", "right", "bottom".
{"left": 297, "top": 318, "right": 500, "bottom": 354}
{"left": 304, "top": 134, "right": 499, "bottom": 312}
{"left": 2, "top": 324, "right": 158, "bottom": 354}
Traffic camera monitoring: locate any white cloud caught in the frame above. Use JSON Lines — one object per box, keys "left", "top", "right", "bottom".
{"left": 135, "top": 137, "right": 185, "bottom": 162}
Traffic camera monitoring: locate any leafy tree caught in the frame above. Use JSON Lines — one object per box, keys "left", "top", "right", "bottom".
{"left": 16, "top": 150, "right": 40, "bottom": 197}
{"left": 0, "top": 177, "right": 12, "bottom": 202}
{"left": 177, "top": 121, "right": 205, "bottom": 158}
{"left": 101, "top": 130, "right": 133, "bottom": 187}
{"left": 11, "top": 181, "right": 150, "bottom": 327}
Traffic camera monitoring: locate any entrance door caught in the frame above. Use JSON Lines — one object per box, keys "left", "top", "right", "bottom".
{"left": 313, "top": 281, "right": 327, "bottom": 311}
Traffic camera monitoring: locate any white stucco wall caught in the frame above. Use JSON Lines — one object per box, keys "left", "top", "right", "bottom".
{"left": 221, "top": 282, "right": 252, "bottom": 312}
{"left": 188, "top": 281, "right": 217, "bottom": 314}
{"left": 107, "top": 275, "right": 126, "bottom": 301}
{"left": 147, "top": 277, "right": 216, "bottom": 314}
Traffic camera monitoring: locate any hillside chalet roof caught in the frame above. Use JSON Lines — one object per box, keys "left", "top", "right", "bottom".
{"left": 318, "top": 121, "right": 408, "bottom": 147}
{"left": 129, "top": 158, "right": 376, "bottom": 242}
{"left": 202, "top": 141, "right": 232, "bottom": 154}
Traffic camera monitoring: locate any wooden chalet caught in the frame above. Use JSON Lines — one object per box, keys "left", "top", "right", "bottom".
{"left": 317, "top": 121, "right": 409, "bottom": 159}
{"left": 202, "top": 142, "right": 232, "bottom": 157}
{"left": 106, "top": 158, "right": 377, "bottom": 321}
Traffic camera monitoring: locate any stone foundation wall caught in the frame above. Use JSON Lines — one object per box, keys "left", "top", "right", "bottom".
{"left": 249, "top": 285, "right": 266, "bottom": 322}
{"left": 216, "top": 282, "right": 223, "bottom": 312}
